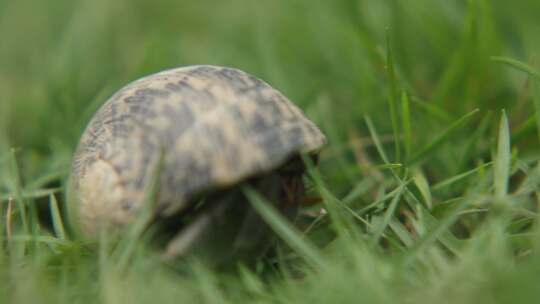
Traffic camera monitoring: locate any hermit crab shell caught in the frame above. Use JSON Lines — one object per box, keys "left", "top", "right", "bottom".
{"left": 70, "top": 65, "right": 326, "bottom": 235}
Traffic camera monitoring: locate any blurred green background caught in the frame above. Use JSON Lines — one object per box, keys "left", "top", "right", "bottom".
{"left": 2, "top": 0, "right": 540, "bottom": 303}
{"left": 2, "top": 0, "right": 539, "bottom": 183}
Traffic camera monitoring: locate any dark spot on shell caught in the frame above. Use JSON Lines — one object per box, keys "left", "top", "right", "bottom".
{"left": 111, "top": 121, "right": 132, "bottom": 137}
{"left": 284, "top": 126, "right": 305, "bottom": 149}
{"left": 165, "top": 82, "right": 180, "bottom": 91}
{"left": 157, "top": 155, "right": 214, "bottom": 212}
{"left": 188, "top": 66, "right": 218, "bottom": 78}
{"left": 251, "top": 112, "right": 271, "bottom": 134}
{"left": 208, "top": 126, "right": 227, "bottom": 148}
{"left": 160, "top": 103, "right": 196, "bottom": 144}
{"left": 229, "top": 106, "right": 244, "bottom": 120}
{"left": 166, "top": 81, "right": 218, "bottom": 111}
{"left": 197, "top": 89, "right": 217, "bottom": 108}
{"left": 103, "top": 114, "right": 130, "bottom": 125}
{"left": 165, "top": 80, "right": 192, "bottom": 92}
{"left": 255, "top": 130, "right": 286, "bottom": 164}
{"left": 125, "top": 88, "right": 170, "bottom": 104}
{"left": 130, "top": 104, "right": 141, "bottom": 113}
{"left": 219, "top": 68, "right": 249, "bottom": 86}
{"left": 246, "top": 74, "right": 265, "bottom": 88}
{"left": 121, "top": 201, "right": 133, "bottom": 211}
{"left": 218, "top": 68, "right": 268, "bottom": 97}
{"left": 253, "top": 96, "right": 282, "bottom": 125}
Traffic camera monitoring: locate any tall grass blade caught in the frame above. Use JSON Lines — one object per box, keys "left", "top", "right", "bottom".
{"left": 370, "top": 183, "right": 405, "bottom": 247}
{"left": 433, "top": 162, "right": 492, "bottom": 190}
{"left": 410, "top": 97, "right": 453, "bottom": 122}
{"left": 6, "top": 197, "right": 13, "bottom": 243}
{"left": 413, "top": 170, "right": 432, "bottom": 210}
{"left": 401, "top": 90, "right": 412, "bottom": 159}
{"left": 385, "top": 29, "right": 401, "bottom": 162}
{"left": 1, "top": 188, "right": 61, "bottom": 201}
{"left": 302, "top": 154, "right": 350, "bottom": 234}
{"left": 457, "top": 112, "right": 492, "bottom": 171}
{"left": 8, "top": 148, "right": 29, "bottom": 234}
{"left": 407, "top": 109, "right": 479, "bottom": 165}
{"left": 358, "top": 181, "right": 412, "bottom": 215}
{"left": 492, "top": 56, "right": 540, "bottom": 144}
{"left": 491, "top": 56, "right": 540, "bottom": 80}
{"left": 494, "top": 111, "right": 511, "bottom": 198}
{"left": 365, "top": 116, "right": 390, "bottom": 164}
{"left": 533, "top": 81, "right": 540, "bottom": 144}
{"left": 404, "top": 196, "right": 473, "bottom": 265}
{"left": 49, "top": 194, "right": 66, "bottom": 240}
{"left": 389, "top": 219, "right": 414, "bottom": 248}
{"left": 243, "top": 187, "right": 326, "bottom": 270}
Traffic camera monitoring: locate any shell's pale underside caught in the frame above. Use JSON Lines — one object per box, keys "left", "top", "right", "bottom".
{"left": 71, "top": 65, "right": 326, "bottom": 235}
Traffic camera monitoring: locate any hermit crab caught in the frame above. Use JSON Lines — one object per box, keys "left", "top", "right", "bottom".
{"left": 69, "top": 65, "right": 326, "bottom": 264}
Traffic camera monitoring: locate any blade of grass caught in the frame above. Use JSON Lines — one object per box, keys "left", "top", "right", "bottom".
{"left": 389, "top": 219, "right": 414, "bottom": 248}
{"left": 365, "top": 116, "right": 390, "bottom": 164}
{"left": 492, "top": 56, "right": 540, "bottom": 145}
{"left": 238, "top": 265, "right": 265, "bottom": 296}
{"left": 357, "top": 180, "right": 412, "bottom": 215}
{"left": 342, "top": 178, "right": 375, "bottom": 205}
{"left": 1, "top": 188, "right": 61, "bottom": 201}
{"left": 8, "top": 148, "right": 29, "bottom": 235}
{"left": 353, "top": 163, "right": 403, "bottom": 173}
{"left": 494, "top": 110, "right": 511, "bottom": 198}
{"left": 533, "top": 80, "right": 540, "bottom": 144}
{"left": 413, "top": 170, "right": 433, "bottom": 210}
{"left": 370, "top": 182, "right": 405, "bottom": 247}
{"left": 25, "top": 170, "right": 66, "bottom": 190}
{"left": 457, "top": 111, "right": 492, "bottom": 171}
{"left": 6, "top": 197, "right": 13, "bottom": 242}
{"left": 385, "top": 29, "right": 401, "bottom": 162}
{"left": 431, "top": 0, "right": 478, "bottom": 109}
{"left": 364, "top": 117, "right": 454, "bottom": 256}
{"left": 302, "top": 154, "right": 350, "bottom": 235}
{"left": 404, "top": 195, "right": 476, "bottom": 265}
{"left": 401, "top": 90, "right": 412, "bottom": 159}
{"left": 243, "top": 186, "right": 326, "bottom": 270}
{"left": 512, "top": 115, "right": 535, "bottom": 144}
{"left": 376, "top": 163, "right": 403, "bottom": 169}
{"left": 341, "top": 202, "right": 405, "bottom": 251}
{"left": 491, "top": 56, "right": 540, "bottom": 80}
{"left": 516, "top": 162, "right": 540, "bottom": 195}
{"left": 407, "top": 108, "right": 479, "bottom": 165}
{"left": 433, "top": 162, "right": 493, "bottom": 190}
{"left": 403, "top": 190, "right": 462, "bottom": 255}
{"left": 49, "top": 194, "right": 66, "bottom": 240}
{"left": 410, "top": 97, "right": 453, "bottom": 122}
{"left": 1, "top": 235, "right": 70, "bottom": 246}
{"left": 192, "top": 262, "right": 227, "bottom": 304}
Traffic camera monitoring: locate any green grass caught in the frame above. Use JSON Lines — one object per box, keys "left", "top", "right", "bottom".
{"left": 2, "top": 0, "right": 540, "bottom": 303}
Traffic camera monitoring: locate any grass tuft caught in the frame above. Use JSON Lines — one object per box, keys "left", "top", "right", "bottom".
{"left": 494, "top": 111, "right": 511, "bottom": 199}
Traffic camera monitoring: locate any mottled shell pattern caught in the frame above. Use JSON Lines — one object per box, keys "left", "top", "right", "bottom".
{"left": 70, "top": 65, "right": 326, "bottom": 235}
